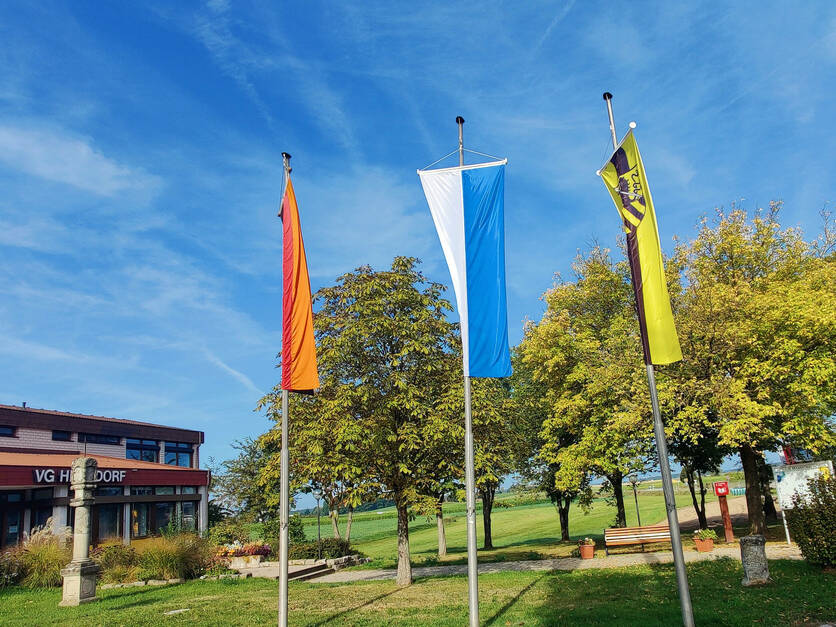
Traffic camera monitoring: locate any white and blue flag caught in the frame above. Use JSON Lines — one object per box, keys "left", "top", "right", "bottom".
{"left": 418, "top": 160, "right": 511, "bottom": 378}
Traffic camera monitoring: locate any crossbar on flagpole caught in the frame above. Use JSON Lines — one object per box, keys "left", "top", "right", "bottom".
{"left": 602, "top": 92, "right": 694, "bottom": 627}
{"left": 278, "top": 152, "right": 292, "bottom": 627}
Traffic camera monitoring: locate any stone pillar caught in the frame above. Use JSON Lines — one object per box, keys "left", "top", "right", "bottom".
{"left": 198, "top": 485, "right": 209, "bottom": 536}
{"left": 53, "top": 486, "right": 69, "bottom": 529}
{"left": 122, "top": 486, "right": 131, "bottom": 546}
{"left": 740, "top": 534, "right": 770, "bottom": 586}
{"left": 59, "top": 457, "right": 101, "bottom": 607}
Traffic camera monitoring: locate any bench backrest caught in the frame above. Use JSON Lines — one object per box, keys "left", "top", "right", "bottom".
{"left": 604, "top": 525, "right": 671, "bottom": 545}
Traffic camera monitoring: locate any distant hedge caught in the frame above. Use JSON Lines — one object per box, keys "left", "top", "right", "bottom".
{"left": 288, "top": 539, "right": 352, "bottom": 560}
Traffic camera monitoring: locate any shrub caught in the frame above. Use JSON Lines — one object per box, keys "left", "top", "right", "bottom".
{"left": 207, "top": 519, "right": 250, "bottom": 546}
{"left": 0, "top": 550, "right": 23, "bottom": 588}
{"left": 92, "top": 543, "right": 138, "bottom": 570}
{"left": 288, "top": 539, "right": 352, "bottom": 560}
{"left": 261, "top": 515, "right": 306, "bottom": 544}
{"left": 786, "top": 474, "right": 836, "bottom": 568}
{"left": 19, "top": 522, "right": 72, "bottom": 588}
{"left": 92, "top": 543, "right": 140, "bottom": 583}
{"left": 137, "top": 533, "right": 212, "bottom": 580}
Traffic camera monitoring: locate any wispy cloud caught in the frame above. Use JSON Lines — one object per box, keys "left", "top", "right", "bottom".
{"left": 202, "top": 348, "right": 262, "bottom": 394}
{"left": 0, "top": 123, "right": 161, "bottom": 196}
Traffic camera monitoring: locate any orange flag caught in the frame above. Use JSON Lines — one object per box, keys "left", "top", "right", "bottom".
{"left": 280, "top": 176, "right": 319, "bottom": 392}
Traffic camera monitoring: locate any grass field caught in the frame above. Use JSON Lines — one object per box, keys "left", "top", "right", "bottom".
{"left": 1, "top": 559, "right": 832, "bottom": 625}
{"left": 304, "top": 490, "right": 721, "bottom": 568}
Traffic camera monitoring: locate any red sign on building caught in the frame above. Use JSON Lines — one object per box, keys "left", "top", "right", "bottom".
{"left": 713, "top": 481, "right": 729, "bottom": 497}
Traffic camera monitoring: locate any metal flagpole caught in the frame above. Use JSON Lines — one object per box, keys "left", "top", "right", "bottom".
{"left": 278, "top": 152, "right": 292, "bottom": 627}
{"left": 457, "top": 115, "right": 480, "bottom": 627}
{"left": 602, "top": 93, "right": 694, "bottom": 627}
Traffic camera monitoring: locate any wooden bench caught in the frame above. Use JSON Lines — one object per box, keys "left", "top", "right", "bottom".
{"left": 604, "top": 524, "right": 671, "bottom": 555}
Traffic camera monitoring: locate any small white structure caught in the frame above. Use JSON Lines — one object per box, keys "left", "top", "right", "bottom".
{"left": 772, "top": 460, "right": 834, "bottom": 544}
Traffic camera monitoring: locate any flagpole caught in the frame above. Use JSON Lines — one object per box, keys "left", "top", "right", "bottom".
{"left": 602, "top": 92, "right": 694, "bottom": 627}
{"left": 278, "top": 151, "right": 292, "bottom": 627}
{"left": 457, "top": 115, "right": 480, "bottom": 627}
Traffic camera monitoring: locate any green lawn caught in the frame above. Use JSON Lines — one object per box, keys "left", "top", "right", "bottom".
{"left": 336, "top": 491, "right": 719, "bottom": 568}
{"left": 1, "top": 560, "right": 832, "bottom": 625}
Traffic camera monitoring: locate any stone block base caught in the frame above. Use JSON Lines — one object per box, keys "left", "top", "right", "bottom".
{"left": 59, "top": 561, "right": 100, "bottom": 607}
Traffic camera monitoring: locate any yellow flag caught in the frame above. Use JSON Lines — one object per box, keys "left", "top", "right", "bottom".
{"left": 599, "top": 130, "right": 682, "bottom": 365}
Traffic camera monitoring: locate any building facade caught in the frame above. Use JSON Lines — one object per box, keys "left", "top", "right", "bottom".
{"left": 0, "top": 404, "right": 209, "bottom": 548}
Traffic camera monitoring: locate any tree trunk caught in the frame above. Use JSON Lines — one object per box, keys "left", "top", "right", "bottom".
{"left": 480, "top": 485, "right": 495, "bottom": 550}
{"left": 436, "top": 500, "right": 447, "bottom": 557}
{"left": 329, "top": 508, "right": 342, "bottom": 540}
{"left": 685, "top": 467, "right": 699, "bottom": 523}
{"left": 684, "top": 468, "right": 708, "bottom": 529}
{"left": 345, "top": 506, "right": 354, "bottom": 543}
{"left": 762, "top": 488, "right": 778, "bottom": 521}
{"left": 395, "top": 494, "right": 412, "bottom": 586}
{"left": 697, "top": 471, "right": 708, "bottom": 529}
{"left": 557, "top": 495, "right": 571, "bottom": 542}
{"left": 608, "top": 472, "right": 627, "bottom": 527}
{"left": 757, "top": 453, "right": 778, "bottom": 521}
{"left": 740, "top": 444, "right": 766, "bottom": 535}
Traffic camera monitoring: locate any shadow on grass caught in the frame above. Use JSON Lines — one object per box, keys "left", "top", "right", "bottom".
{"left": 483, "top": 574, "right": 545, "bottom": 626}
{"left": 309, "top": 587, "right": 402, "bottom": 626}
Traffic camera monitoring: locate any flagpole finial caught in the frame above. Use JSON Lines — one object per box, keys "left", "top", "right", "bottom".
{"left": 603, "top": 92, "right": 613, "bottom": 101}
{"left": 456, "top": 116, "right": 465, "bottom": 124}
{"left": 281, "top": 152, "right": 292, "bottom": 160}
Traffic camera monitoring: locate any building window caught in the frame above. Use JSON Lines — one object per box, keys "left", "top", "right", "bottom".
{"left": 130, "top": 486, "right": 153, "bottom": 496}
{"left": 0, "top": 425, "right": 15, "bottom": 437}
{"left": 181, "top": 501, "right": 196, "bottom": 530}
{"left": 126, "top": 438, "right": 158, "bottom": 462}
{"left": 131, "top": 503, "right": 149, "bottom": 537}
{"left": 96, "top": 504, "right": 122, "bottom": 542}
{"left": 33, "top": 488, "right": 53, "bottom": 500}
{"left": 32, "top": 506, "right": 52, "bottom": 531}
{"left": 52, "top": 430, "right": 72, "bottom": 441}
{"left": 95, "top": 487, "right": 123, "bottom": 497}
{"left": 164, "top": 442, "right": 193, "bottom": 467}
{"left": 155, "top": 486, "right": 175, "bottom": 495}
{"left": 181, "top": 486, "right": 197, "bottom": 494}
{"left": 156, "top": 502, "right": 174, "bottom": 531}
{"left": 79, "top": 433, "right": 121, "bottom": 445}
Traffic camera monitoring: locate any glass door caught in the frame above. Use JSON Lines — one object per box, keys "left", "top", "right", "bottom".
{"left": 1, "top": 508, "right": 22, "bottom": 549}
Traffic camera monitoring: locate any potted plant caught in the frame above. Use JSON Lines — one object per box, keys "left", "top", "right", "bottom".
{"left": 693, "top": 528, "right": 718, "bottom": 552}
{"left": 578, "top": 537, "right": 595, "bottom": 559}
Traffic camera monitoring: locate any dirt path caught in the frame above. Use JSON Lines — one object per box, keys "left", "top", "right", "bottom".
{"left": 653, "top": 495, "right": 772, "bottom": 531}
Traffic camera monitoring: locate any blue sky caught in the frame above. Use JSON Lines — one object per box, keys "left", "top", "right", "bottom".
{"left": 1, "top": 1, "right": 834, "bottom": 498}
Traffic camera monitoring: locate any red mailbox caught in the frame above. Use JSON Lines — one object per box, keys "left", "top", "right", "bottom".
{"left": 714, "top": 481, "right": 729, "bottom": 497}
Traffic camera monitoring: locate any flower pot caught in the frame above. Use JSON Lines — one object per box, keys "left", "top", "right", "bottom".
{"left": 694, "top": 538, "right": 714, "bottom": 552}
{"left": 579, "top": 544, "right": 595, "bottom": 559}
{"left": 228, "top": 555, "right": 264, "bottom": 569}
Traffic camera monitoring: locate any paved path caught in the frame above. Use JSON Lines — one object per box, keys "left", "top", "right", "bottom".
{"left": 312, "top": 545, "right": 801, "bottom": 583}
{"left": 310, "top": 497, "right": 797, "bottom": 584}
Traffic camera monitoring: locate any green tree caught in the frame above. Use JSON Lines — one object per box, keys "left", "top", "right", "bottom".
{"left": 260, "top": 257, "right": 460, "bottom": 586}
{"left": 258, "top": 396, "right": 373, "bottom": 543}
{"left": 511, "top": 350, "right": 588, "bottom": 541}
{"left": 669, "top": 204, "right": 836, "bottom": 533}
{"left": 518, "top": 247, "right": 653, "bottom": 527}
{"left": 210, "top": 438, "right": 280, "bottom": 522}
